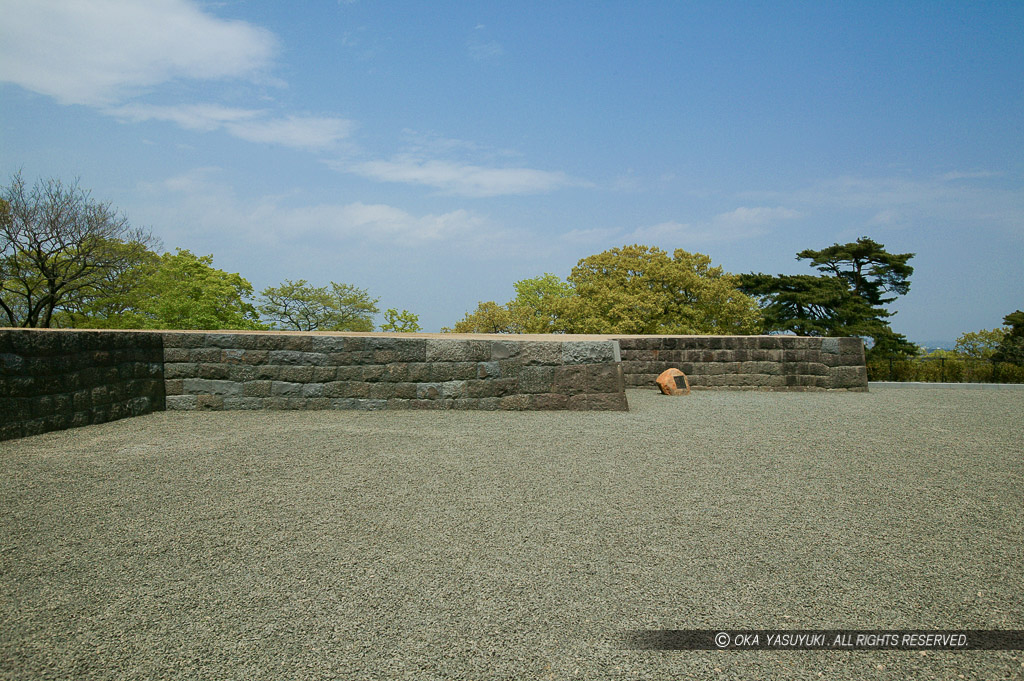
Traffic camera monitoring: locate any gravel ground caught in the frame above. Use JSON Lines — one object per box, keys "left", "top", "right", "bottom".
{"left": 2, "top": 387, "right": 1022, "bottom": 680}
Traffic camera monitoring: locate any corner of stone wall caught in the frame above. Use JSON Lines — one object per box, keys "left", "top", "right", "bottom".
{"left": 0, "top": 329, "right": 166, "bottom": 441}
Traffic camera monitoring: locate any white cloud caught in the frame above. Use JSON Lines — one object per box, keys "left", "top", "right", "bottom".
{"left": 107, "top": 104, "right": 354, "bottom": 150}
{"left": 224, "top": 116, "right": 355, "bottom": 150}
{"left": 0, "top": 0, "right": 277, "bottom": 106}
{"left": 140, "top": 169, "right": 511, "bottom": 250}
{"left": 341, "top": 156, "right": 588, "bottom": 197}
{"left": 941, "top": 170, "right": 1002, "bottom": 181}
{"left": 742, "top": 174, "right": 1024, "bottom": 239}
{"left": 553, "top": 208, "right": 802, "bottom": 253}
{"left": 713, "top": 206, "right": 802, "bottom": 226}
{"left": 108, "top": 103, "right": 261, "bottom": 131}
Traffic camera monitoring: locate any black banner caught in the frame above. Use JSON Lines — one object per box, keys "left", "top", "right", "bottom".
{"left": 622, "top": 630, "right": 1024, "bottom": 651}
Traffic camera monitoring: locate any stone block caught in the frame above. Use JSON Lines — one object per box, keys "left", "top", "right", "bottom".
{"left": 476, "top": 361, "right": 501, "bottom": 379}
{"left": 820, "top": 337, "right": 840, "bottom": 354}
{"left": 517, "top": 342, "right": 562, "bottom": 366}
{"left": 518, "top": 366, "right": 555, "bottom": 393}
{"left": 586, "top": 364, "right": 625, "bottom": 393}
{"left": 227, "top": 365, "right": 257, "bottom": 382}
{"left": 310, "top": 336, "right": 349, "bottom": 353}
{"left": 165, "top": 379, "right": 184, "bottom": 396}
{"left": 739, "top": 361, "right": 782, "bottom": 375}
{"left": 406, "top": 363, "right": 432, "bottom": 382}
{"left": 198, "top": 363, "right": 231, "bottom": 380}
{"left": 164, "top": 363, "right": 198, "bottom": 379}
{"left": 264, "top": 397, "right": 303, "bottom": 410}
{"left": 529, "top": 393, "right": 569, "bottom": 410}
{"left": 243, "top": 380, "right": 272, "bottom": 397}
{"left": 441, "top": 380, "right": 466, "bottom": 399}
{"left": 490, "top": 340, "right": 519, "bottom": 360}
{"left": 253, "top": 335, "right": 287, "bottom": 350}
{"left": 163, "top": 347, "right": 190, "bottom": 363}
{"left": 324, "top": 381, "right": 371, "bottom": 399}
{"left": 166, "top": 395, "right": 197, "bottom": 410}
{"left": 183, "top": 378, "right": 242, "bottom": 396}
{"left": 551, "top": 365, "right": 587, "bottom": 395}
{"left": 269, "top": 350, "right": 328, "bottom": 366}
{"left": 368, "top": 338, "right": 425, "bottom": 362}
{"left": 362, "top": 364, "right": 385, "bottom": 382}
{"left": 253, "top": 365, "right": 281, "bottom": 380}
{"left": 829, "top": 365, "right": 868, "bottom": 388}
{"left": 223, "top": 397, "right": 264, "bottom": 410}
{"left": 334, "top": 366, "right": 363, "bottom": 381}
{"left": 281, "top": 336, "right": 314, "bottom": 352}
{"left": 278, "top": 366, "right": 314, "bottom": 383}
{"left": 388, "top": 382, "right": 419, "bottom": 399}
{"left": 301, "top": 383, "right": 324, "bottom": 398}
{"left": 429, "top": 362, "right": 477, "bottom": 382}
{"left": 561, "top": 341, "right": 617, "bottom": 364}
{"left": 425, "top": 339, "right": 491, "bottom": 362}
{"left": 499, "top": 394, "right": 531, "bottom": 410}
{"left": 838, "top": 337, "right": 864, "bottom": 356}
{"left": 229, "top": 349, "right": 271, "bottom": 365}
{"left": 700, "top": 362, "right": 740, "bottom": 376}
{"left": 416, "top": 383, "right": 441, "bottom": 399}
{"left": 335, "top": 350, "right": 374, "bottom": 365}
{"left": 383, "top": 363, "right": 409, "bottom": 382}
{"left": 271, "top": 381, "right": 304, "bottom": 397}
{"left": 567, "top": 393, "right": 591, "bottom": 410}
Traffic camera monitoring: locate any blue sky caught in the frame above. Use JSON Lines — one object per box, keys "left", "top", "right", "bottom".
{"left": 1, "top": 0, "right": 1021, "bottom": 343}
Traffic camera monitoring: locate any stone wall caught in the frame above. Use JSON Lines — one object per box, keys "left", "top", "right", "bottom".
{"left": 0, "top": 330, "right": 165, "bottom": 441}
{"left": 162, "top": 333, "right": 628, "bottom": 412}
{"left": 615, "top": 335, "right": 867, "bottom": 391}
{"left": 1, "top": 330, "right": 870, "bottom": 441}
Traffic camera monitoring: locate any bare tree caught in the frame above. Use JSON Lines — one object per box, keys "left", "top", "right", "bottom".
{"left": 0, "top": 173, "right": 155, "bottom": 327}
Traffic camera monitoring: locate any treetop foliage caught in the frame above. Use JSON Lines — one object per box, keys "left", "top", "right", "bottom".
{"left": 740, "top": 236, "right": 917, "bottom": 356}
{"left": 1, "top": 172, "right": 156, "bottom": 327}
{"left": 993, "top": 309, "right": 1024, "bottom": 366}
{"left": 380, "top": 308, "right": 422, "bottom": 333}
{"left": 258, "top": 279, "right": 379, "bottom": 332}
{"left": 1, "top": 173, "right": 412, "bottom": 331}
{"left": 797, "top": 236, "right": 914, "bottom": 307}
{"left": 566, "top": 245, "right": 762, "bottom": 334}
{"left": 445, "top": 246, "right": 762, "bottom": 335}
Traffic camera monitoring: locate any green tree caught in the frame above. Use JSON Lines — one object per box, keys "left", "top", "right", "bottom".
{"left": 56, "top": 239, "right": 161, "bottom": 328}
{"left": 380, "top": 308, "right": 421, "bottom": 333}
{"left": 738, "top": 273, "right": 880, "bottom": 337}
{"left": 993, "top": 310, "right": 1024, "bottom": 366}
{"left": 797, "top": 236, "right": 914, "bottom": 307}
{"left": 565, "top": 245, "right": 762, "bottom": 334}
{"left": 507, "top": 273, "right": 575, "bottom": 333}
{"left": 443, "top": 301, "right": 515, "bottom": 333}
{"left": 1, "top": 172, "right": 155, "bottom": 327}
{"left": 954, "top": 328, "right": 1007, "bottom": 360}
{"left": 741, "top": 236, "right": 916, "bottom": 355}
{"left": 258, "top": 279, "right": 378, "bottom": 331}
{"left": 138, "top": 250, "right": 263, "bottom": 330}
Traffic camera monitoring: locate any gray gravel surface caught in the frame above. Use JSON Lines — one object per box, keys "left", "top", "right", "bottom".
{"left": 2, "top": 387, "right": 1022, "bottom": 680}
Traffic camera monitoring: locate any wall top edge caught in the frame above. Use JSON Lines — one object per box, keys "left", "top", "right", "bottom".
{"left": 0, "top": 327, "right": 864, "bottom": 342}
{"left": 0, "top": 328, "right": 860, "bottom": 341}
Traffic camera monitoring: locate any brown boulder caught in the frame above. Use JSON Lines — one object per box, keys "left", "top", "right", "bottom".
{"left": 656, "top": 368, "right": 690, "bottom": 396}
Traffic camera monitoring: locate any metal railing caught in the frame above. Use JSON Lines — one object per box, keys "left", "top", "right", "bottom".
{"left": 867, "top": 355, "right": 1024, "bottom": 383}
